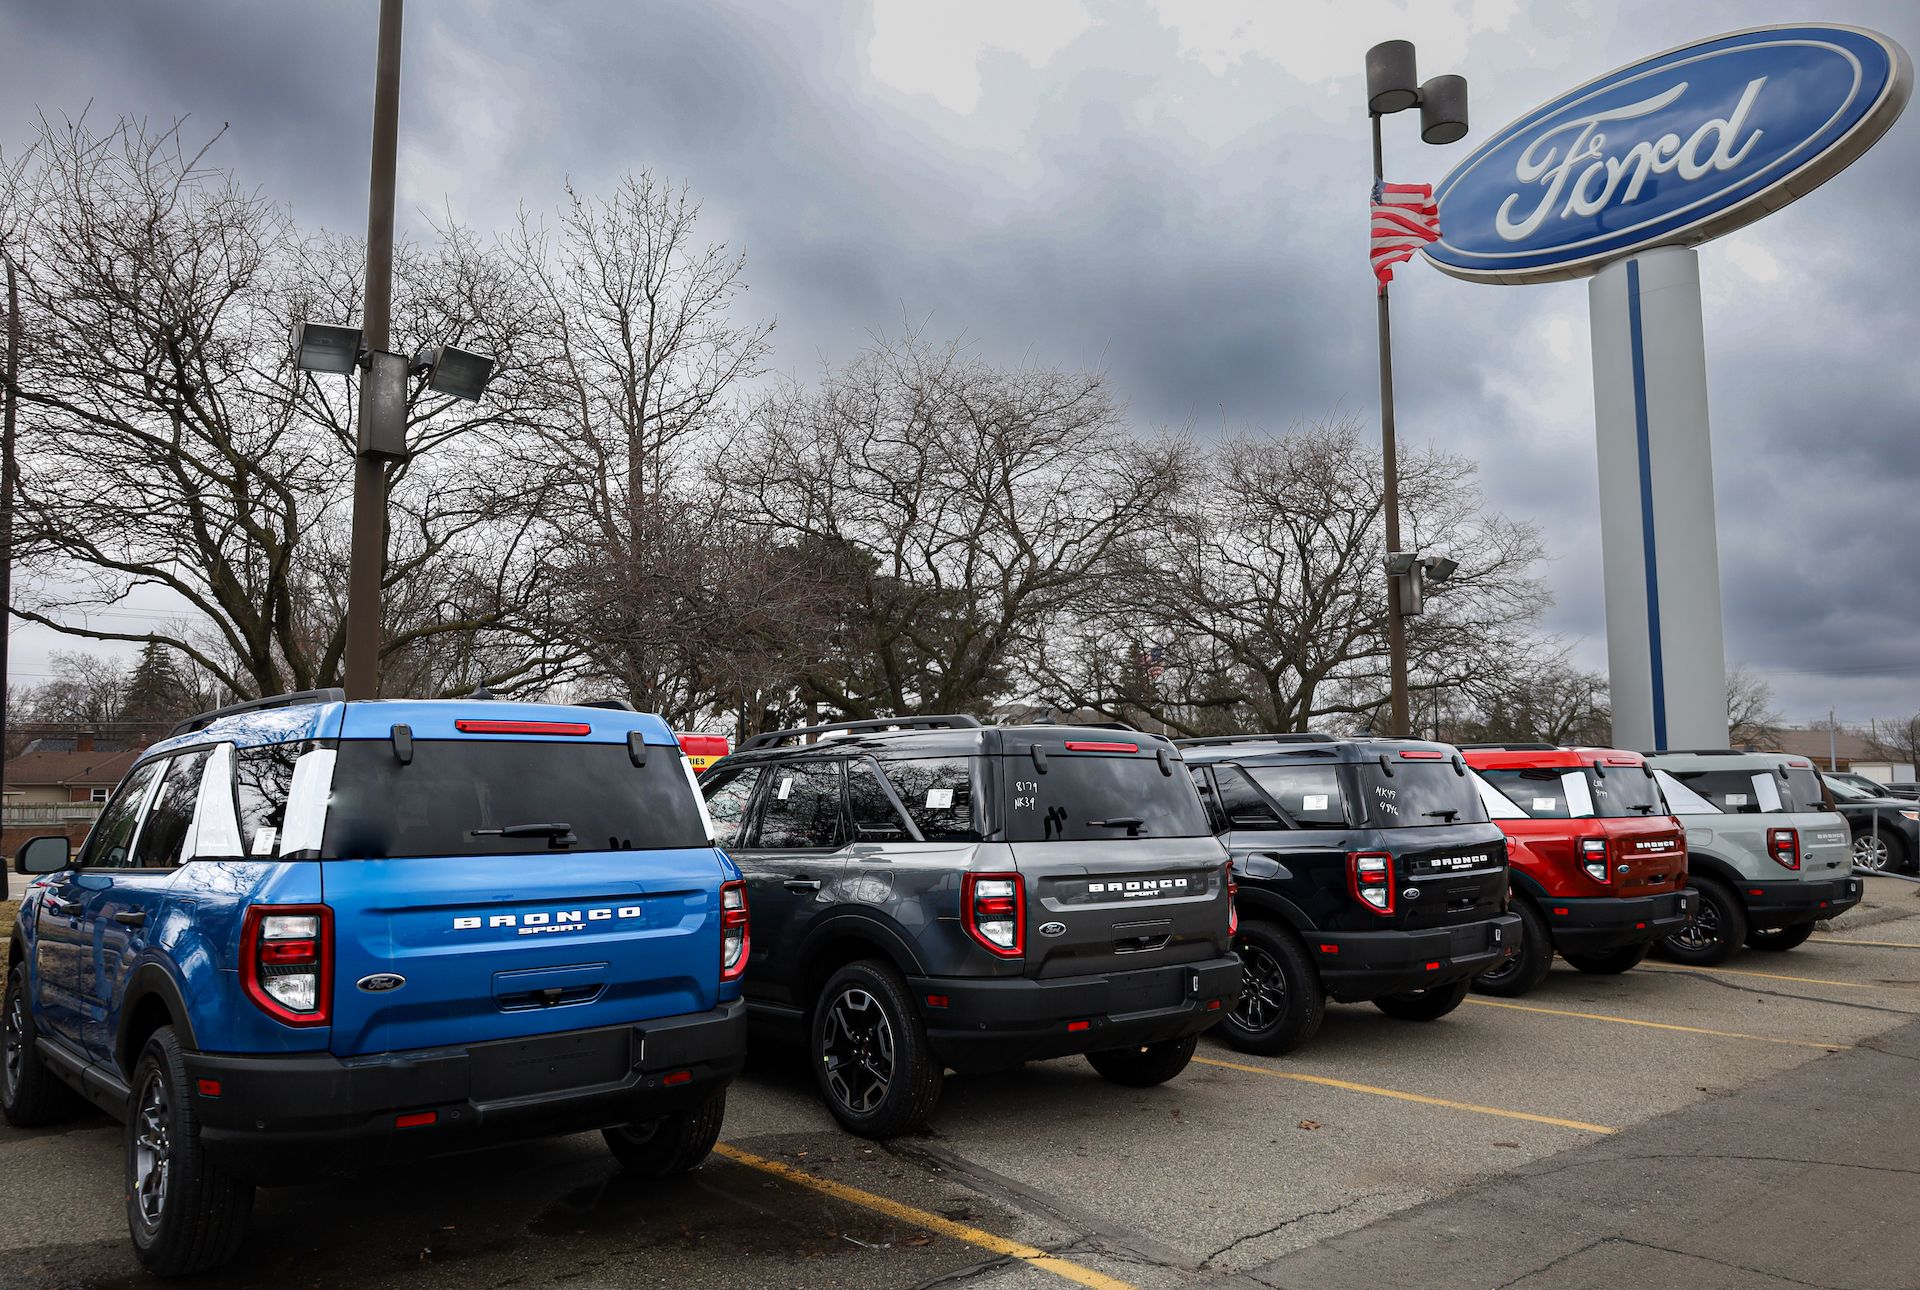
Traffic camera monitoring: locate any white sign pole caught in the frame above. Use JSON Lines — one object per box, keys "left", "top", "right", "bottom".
{"left": 1587, "top": 245, "right": 1730, "bottom": 751}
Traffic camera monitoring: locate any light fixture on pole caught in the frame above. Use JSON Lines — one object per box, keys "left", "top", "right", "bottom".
{"left": 1367, "top": 39, "right": 1468, "bottom": 737}
{"left": 415, "top": 343, "right": 496, "bottom": 402}
{"left": 292, "top": 322, "right": 364, "bottom": 375}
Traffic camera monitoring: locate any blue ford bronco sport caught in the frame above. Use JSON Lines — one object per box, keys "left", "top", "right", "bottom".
{"left": 2, "top": 690, "right": 749, "bottom": 1276}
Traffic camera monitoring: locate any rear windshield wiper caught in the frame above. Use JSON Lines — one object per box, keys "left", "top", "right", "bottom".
{"left": 1422, "top": 809, "right": 1460, "bottom": 822}
{"left": 470, "top": 822, "right": 578, "bottom": 849}
{"left": 1086, "top": 817, "right": 1146, "bottom": 836}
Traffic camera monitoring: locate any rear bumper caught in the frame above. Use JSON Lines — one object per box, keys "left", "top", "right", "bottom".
{"left": 1740, "top": 875, "right": 1863, "bottom": 925}
{"left": 1313, "top": 914, "right": 1522, "bottom": 1002}
{"left": 184, "top": 1000, "right": 747, "bottom": 1183}
{"left": 1545, "top": 889, "right": 1695, "bottom": 954}
{"left": 910, "top": 956, "right": 1241, "bottom": 1072}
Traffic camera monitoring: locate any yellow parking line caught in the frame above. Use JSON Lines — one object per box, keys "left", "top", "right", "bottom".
{"left": 1810, "top": 937, "right": 1920, "bottom": 949}
{"left": 1465, "top": 997, "right": 1848, "bottom": 1050}
{"left": 1639, "top": 962, "right": 1920, "bottom": 991}
{"left": 711, "top": 1143, "right": 1138, "bottom": 1290}
{"left": 1193, "top": 1056, "right": 1615, "bottom": 1134}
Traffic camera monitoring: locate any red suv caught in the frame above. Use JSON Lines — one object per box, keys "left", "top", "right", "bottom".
{"left": 1460, "top": 744, "right": 1694, "bottom": 996}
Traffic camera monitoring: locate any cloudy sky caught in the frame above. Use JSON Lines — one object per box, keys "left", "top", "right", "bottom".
{"left": 2, "top": 0, "right": 1915, "bottom": 729}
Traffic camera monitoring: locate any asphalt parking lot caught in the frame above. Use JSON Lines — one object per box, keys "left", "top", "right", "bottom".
{"left": 5, "top": 880, "right": 1918, "bottom": 1290}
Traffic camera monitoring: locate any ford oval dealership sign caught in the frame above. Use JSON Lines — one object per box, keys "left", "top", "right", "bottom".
{"left": 1425, "top": 25, "right": 1911, "bottom": 283}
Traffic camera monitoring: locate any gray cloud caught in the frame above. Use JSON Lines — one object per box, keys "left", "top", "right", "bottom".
{"left": 2, "top": 0, "right": 1914, "bottom": 726}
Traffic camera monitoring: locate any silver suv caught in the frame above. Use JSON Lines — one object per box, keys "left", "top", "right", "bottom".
{"left": 1644, "top": 750, "right": 1859, "bottom": 963}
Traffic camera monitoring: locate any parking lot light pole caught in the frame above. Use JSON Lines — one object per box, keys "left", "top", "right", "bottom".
{"left": 344, "top": 0, "right": 406, "bottom": 701}
{"left": 1366, "top": 41, "right": 1467, "bottom": 737}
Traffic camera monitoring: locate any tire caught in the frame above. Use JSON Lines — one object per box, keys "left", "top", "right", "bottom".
{"left": 1216, "top": 921, "right": 1326, "bottom": 1056}
{"left": 809, "top": 960, "right": 942, "bottom": 1139}
{"left": 1745, "top": 921, "right": 1816, "bottom": 952}
{"left": 3, "top": 963, "right": 84, "bottom": 1128}
{"left": 1561, "top": 943, "right": 1650, "bottom": 975}
{"left": 1085, "top": 1034, "right": 1198, "bottom": 1088}
{"left": 1656, "top": 875, "right": 1748, "bottom": 967}
{"left": 603, "top": 1089, "right": 726, "bottom": 1178}
{"left": 1372, "top": 977, "right": 1471, "bottom": 1022}
{"left": 1851, "top": 829, "right": 1894, "bottom": 874}
{"left": 126, "top": 1026, "right": 255, "bottom": 1277}
{"left": 1472, "top": 899, "right": 1552, "bottom": 997}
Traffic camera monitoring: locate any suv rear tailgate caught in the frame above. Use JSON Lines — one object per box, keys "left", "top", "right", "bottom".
{"left": 1011, "top": 839, "right": 1229, "bottom": 979}
{"left": 1391, "top": 825, "right": 1509, "bottom": 929}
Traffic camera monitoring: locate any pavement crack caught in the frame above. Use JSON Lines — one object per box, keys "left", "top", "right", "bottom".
{"left": 1201, "top": 1193, "right": 1387, "bottom": 1269}
{"left": 1488, "top": 1237, "right": 1610, "bottom": 1289}
{"left": 1609, "top": 1236, "right": 1849, "bottom": 1290}
{"left": 1649, "top": 965, "right": 1919, "bottom": 1016}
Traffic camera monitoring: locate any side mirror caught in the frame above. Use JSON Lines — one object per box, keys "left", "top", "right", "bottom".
{"left": 16, "top": 835, "right": 72, "bottom": 875}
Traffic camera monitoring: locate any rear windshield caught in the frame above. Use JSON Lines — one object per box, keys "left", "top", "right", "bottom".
{"left": 1658, "top": 767, "right": 1807, "bottom": 815}
{"left": 322, "top": 739, "right": 708, "bottom": 859}
{"left": 1781, "top": 767, "right": 1830, "bottom": 812}
{"left": 1353, "top": 760, "right": 1488, "bottom": 829}
{"left": 1478, "top": 766, "right": 1665, "bottom": 819}
{"left": 1005, "top": 753, "right": 1209, "bottom": 842}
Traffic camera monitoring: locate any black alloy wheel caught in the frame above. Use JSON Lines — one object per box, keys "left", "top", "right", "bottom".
{"left": 808, "top": 960, "right": 943, "bottom": 1139}
{"left": 1655, "top": 876, "right": 1747, "bottom": 967}
{"left": 1217, "top": 921, "right": 1324, "bottom": 1056}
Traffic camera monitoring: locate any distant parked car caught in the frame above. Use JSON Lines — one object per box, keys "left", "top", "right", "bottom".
{"left": 1820, "top": 775, "right": 1920, "bottom": 874}
{"left": 1824, "top": 771, "right": 1892, "bottom": 797}
{"left": 1879, "top": 782, "right": 1920, "bottom": 801}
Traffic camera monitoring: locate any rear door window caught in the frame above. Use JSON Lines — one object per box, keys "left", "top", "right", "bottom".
{"left": 753, "top": 760, "right": 847, "bottom": 850}
{"left": 1664, "top": 769, "right": 1783, "bottom": 814}
{"left": 847, "top": 760, "right": 913, "bottom": 841}
{"left": 1004, "top": 753, "right": 1208, "bottom": 842}
{"left": 1352, "top": 761, "right": 1488, "bottom": 828}
{"left": 878, "top": 757, "right": 980, "bottom": 842}
{"left": 702, "top": 765, "right": 764, "bottom": 848}
{"left": 1215, "top": 766, "right": 1283, "bottom": 829}
{"left": 1244, "top": 765, "right": 1349, "bottom": 828}
{"left": 322, "top": 739, "right": 709, "bottom": 858}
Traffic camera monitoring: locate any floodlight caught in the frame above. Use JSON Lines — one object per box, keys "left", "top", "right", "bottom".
{"left": 1422, "top": 555, "right": 1460, "bottom": 583}
{"left": 1367, "top": 41, "right": 1420, "bottom": 115}
{"left": 1420, "top": 75, "right": 1469, "bottom": 145}
{"left": 1384, "top": 551, "right": 1419, "bottom": 576}
{"left": 293, "top": 322, "right": 364, "bottom": 374}
{"left": 417, "top": 343, "right": 496, "bottom": 401}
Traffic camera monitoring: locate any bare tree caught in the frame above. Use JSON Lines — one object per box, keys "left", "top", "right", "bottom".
{"left": 1864, "top": 713, "right": 1920, "bottom": 772}
{"left": 724, "top": 334, "right": 1180, "bottom": 720}
{"left": 1438, "top": 649, "right": 1612, "bottom": 747}
{"left": 1726, "top": 664, "right": 1784, "bottom": 748}
{"left": 1032, "top": 418, "right": 1549, "bottom": 736}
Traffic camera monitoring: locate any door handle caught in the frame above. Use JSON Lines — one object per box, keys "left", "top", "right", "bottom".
{"left": 45, "top": 897, "right": 82, "bottom": 917}
{"left": 784, "top": 877, "right": 823, "bottom": 893}
{"left": 112, "top": 911, "right": 148, "bottom": 929}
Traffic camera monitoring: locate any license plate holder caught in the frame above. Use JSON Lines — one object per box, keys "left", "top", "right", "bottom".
{"left": 469, "top": 1027, "right": 632, "bottom": 1103}
{"left": 1107, "top": 968, "right": 1181, "bottom": 1014}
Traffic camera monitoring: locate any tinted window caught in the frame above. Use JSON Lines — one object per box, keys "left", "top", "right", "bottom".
{"left": 130, "top": 749, "right": 211, "bottom": 869}
{"left": 848, "top": 760, "right": 912, "bottom": 840}
{"left": 235, "top": 742, "right": 303, "bottom": 856}
{"left": 753, "top": 760, "right": 846, "bottom": 849}
{"left": 1477, "top": 768, "right": 1591, "bottom": 820}
{"left": 1215, "top": 766, "right": 1282, "bottom": 828}
{"left": 1781, "top": 768, "right": 1829, "bottom": 812}
{"left": 1666, "top": 770, "right": 1781, "bottom": 815}
{"left": 1004, "top": 754, "right": 1209, "bottom": 842}
{"left": 1189, "top": 766, "right": 1228, "bottom": 834}
{"left": 77, "top": 760, "right": 162, "bottom": 869}
{"left": 702, "top": 765, "right": 763, "bottom": 848}
{"left": 1245, "top": 765, "right": 1348, "bottom": 828}
{"left": 879, "top": 757, "right": 980, "bottom": 842}
{"left": 1353, "top": 761, "right": 1488, "bottom": 828}
{"left": 322, "top": 740, "right": 709, "bottom": 859}
{"left": 1590, "top": 767, "right": 1664, "bottom": 817}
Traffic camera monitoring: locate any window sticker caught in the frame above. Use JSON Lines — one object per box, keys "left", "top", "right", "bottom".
{"left": 1532, "top": 797, "right": 1557, "bottom": 811}
{"left": 1724, "top": 793, "right": 1748, "bottom": 806}
{"left": 251, "top": 826, "right": 278, "bottom": 856}
{"left": 1302, "top": 794, "right": 1329, "bottom": 811}
{"left": 926, "top": 787, "right": 954, "bottom": 809}
{"left": 776, "top": 776, "right": 794, "bottom": 801}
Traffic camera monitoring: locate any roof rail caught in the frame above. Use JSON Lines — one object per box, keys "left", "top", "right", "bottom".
{"left": 166, "top": 688, "right": 347, "bottom": 739}
{"left": 740, "top": 714, "right": 982, "bottom": 752}
{"left": 1028, "top": 719, "right": 1141, "bottom": 732}
{"left": 1645, "top": 748, "right": 1746, "bottom": 757}
{"left": 576, "top": 697, "right": 637, "bottom": 712}
{"left": 1456, "top": 742, "right": 1558, "bottom": 752}
{"left": 1174, "top": 732, "right": 1339, "bottom": 748}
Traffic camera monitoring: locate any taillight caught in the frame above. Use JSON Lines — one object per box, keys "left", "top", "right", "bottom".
{"left": 240, "top": 905, "right": 332, "bottom": 1027}
{"left": 1768, "top": 827, "right": 1800, "bottom": 870}
{"left": 1226, "top": 860, "right": 1239, "bottom": 937}
{"left": 452, "top": 718, "right": 591, "bottom": 735}
{"left": 964, "top": 873, "right": 1024, "bottom": 957}
{"left": 720, "top": 880, "right": 750, "bottom": 981}
{"left": 1580, "top": 837, "right": 1611, "bottom": 884}
{"left": 1347, "top": 852, "right": 1394, "bottom": 915}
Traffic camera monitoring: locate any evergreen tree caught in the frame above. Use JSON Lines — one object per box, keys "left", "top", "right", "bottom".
{"left": 118, "top": 642, "right": 199, "bottom": 738}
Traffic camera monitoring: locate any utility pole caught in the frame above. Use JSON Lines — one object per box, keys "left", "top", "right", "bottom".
{"left": 1371, "top": 109, "right": 1412, "bottom": 738}
{"left": 343, "top": 0, "right": 405, "bottom": 699}
{"left": 2, "top": 253, "right": 19, "bottom": 767}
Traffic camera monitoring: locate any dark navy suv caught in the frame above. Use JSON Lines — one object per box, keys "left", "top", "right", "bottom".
{"left": 1180, "top": 734, "right": 1519, "bottom": 1055}
{"left": 701, "top": 717, "right": 1241, "bottom": 1138}
{"left": 2, "top": 691, "right": 748, "bottom": 1275}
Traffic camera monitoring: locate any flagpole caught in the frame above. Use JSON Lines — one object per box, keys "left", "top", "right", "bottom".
{"left": 1372, "top": 110, "right": 1413, "bottom": 739}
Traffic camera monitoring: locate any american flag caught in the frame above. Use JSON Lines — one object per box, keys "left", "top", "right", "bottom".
{"left": 1370, "top": 180, "right": 1440, "bottom": 293}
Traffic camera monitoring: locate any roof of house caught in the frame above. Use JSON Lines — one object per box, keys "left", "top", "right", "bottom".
{"left": 3, "top": 747, "right": 143, "bottom": 789}
{"left": 1760, "top": 727, "right": 1880, "bottom": 765}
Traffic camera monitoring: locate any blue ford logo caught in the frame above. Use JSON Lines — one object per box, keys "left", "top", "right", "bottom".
{"left": 1427, "top": 25, "right": 1910, "bottom": 282}
{"left": 356, "top": 973, "right": 406, "bottom": 993}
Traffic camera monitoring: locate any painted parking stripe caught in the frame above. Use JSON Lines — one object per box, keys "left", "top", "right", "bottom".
{"left": 1193, "top": 1056, "right": 1616, "bottom": 1134}
{"left": 1638, "top": 962, "right": 1920, "bottom": 992}
{"left": 711, "top": 1144, "right": 1139, "bottom": 1290}
{"left": 1465, "top": 997, "right": 1849, "bottom": 1050}
{"left": 1810, "top": 937, "right": 1920, "bottom": 949}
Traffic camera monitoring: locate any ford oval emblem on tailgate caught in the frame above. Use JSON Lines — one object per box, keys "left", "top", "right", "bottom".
{"left": 1038, "top": 921, "right": 1067, "bottom": 937}
{"left": 357, "top": 973, "right": 406, "bottom": 993}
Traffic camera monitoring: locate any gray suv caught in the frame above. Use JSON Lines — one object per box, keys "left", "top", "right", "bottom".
{"left": 1645, "top": 750, "right": 1860, "bottom": 962}
{"left": 701, "top": 717, "right": 1241, "bottom": 1137}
